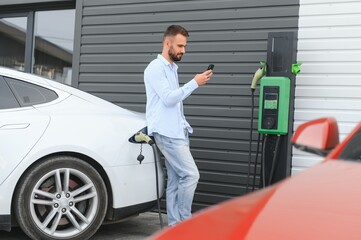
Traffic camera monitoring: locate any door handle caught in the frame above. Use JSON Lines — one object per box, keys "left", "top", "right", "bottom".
{"left": 0, "top": 123, "right": 30, "bottom": 129}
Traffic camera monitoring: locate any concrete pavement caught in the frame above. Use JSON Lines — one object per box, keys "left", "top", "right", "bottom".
{"left": 91, "top": 212, "right": 167, "bottom": 240}
{"left": 0, "top": 212, "right": 167, "bottom": 240}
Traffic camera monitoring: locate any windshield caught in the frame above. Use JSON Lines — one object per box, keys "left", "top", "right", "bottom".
{"left": 339, "top": 128, "right": 361, "bottom": 161}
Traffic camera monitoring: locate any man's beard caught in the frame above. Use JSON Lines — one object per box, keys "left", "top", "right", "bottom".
{"left": 168, "top": 46, "right": 183, "bottom": 62}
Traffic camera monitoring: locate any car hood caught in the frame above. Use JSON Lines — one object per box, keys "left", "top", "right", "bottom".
{"left": 151, "top": 160, "right": 361, "bottom": 240}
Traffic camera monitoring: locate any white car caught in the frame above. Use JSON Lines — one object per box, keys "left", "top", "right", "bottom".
{"left": 0, "top": 67, "right": 164, "bottom": 240}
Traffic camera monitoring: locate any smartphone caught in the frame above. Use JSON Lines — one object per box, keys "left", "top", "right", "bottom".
{"left": 207, "top": 64, "right": 214, "bottom": 71}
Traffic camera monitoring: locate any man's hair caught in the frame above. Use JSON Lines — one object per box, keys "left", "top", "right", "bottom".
{"left": 163, "top": 25, "right": 189, "bottom": 41}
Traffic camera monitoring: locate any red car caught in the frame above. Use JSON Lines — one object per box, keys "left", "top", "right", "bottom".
{"left": 151, "top": 118, "right": 361, "bottom": 240}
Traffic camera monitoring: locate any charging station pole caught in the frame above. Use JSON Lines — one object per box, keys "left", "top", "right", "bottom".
{"left": 261, "top": 32, "right": 297, "bottom": 186}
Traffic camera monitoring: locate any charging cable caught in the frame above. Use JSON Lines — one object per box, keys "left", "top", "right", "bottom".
{"left": 130, "top": 130, "right": 164, "bottom": 228}
{"left": 251, "top": 133, "right": 262, "bottom": 191}
{"left": 246, "top": 61, "right": 267, "bottom": 192}
{"left": 260, "top": 134, "right": 268, "bottom": 188}
{"left": 245, "top": 89, "right": 256, "bottom": 193}
{"left": 151, "top": 144, "right": 164, "bottom": 229}
{"left": 268, "top": 135, "right": 281, "bottom": 185}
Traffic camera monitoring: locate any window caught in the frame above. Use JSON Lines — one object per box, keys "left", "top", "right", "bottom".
{"left": 339, "top": 129, "right": 361, "bottom": 162}
{"left": 33, "top": 10, "right": 75, "bottom": 84}
{"left": 0, "top": 77, "right": 20, "bottom": 109}
{"left": 5, "top": 77, "right": 58, "bottom": 107}
{"left": 0, "top": 16, "right": 27, "bottom": 71}
{"left": 0, "top": 7, "right": 75, "bottom": 85}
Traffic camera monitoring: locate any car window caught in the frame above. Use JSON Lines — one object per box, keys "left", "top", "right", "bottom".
{"left": 339, "top": 128, "right": 361, "bottom": 162}
{"left": 0, "top": 77, "right": 20, "bottom": 109}
{"left": 5, "top": 77, "right": 58, "bottom": 107}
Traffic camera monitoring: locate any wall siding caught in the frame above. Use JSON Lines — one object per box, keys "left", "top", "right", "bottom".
{"left": 292, "top": 0, "right": 361, "bottom": 175}
{"left": 0, "top": 0, "right": 72, "bottom": 5}
{"left": 74, "top": 0, "right": 299, "bottom": 210}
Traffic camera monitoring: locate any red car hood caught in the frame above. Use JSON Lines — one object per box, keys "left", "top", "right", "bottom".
{"left": 152, "top": 160, "right": 361, "bottom": 240}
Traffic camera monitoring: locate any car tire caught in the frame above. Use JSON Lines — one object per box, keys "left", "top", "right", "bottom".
{"left": 14, "top": 156, "right": 108, "bottom": 240}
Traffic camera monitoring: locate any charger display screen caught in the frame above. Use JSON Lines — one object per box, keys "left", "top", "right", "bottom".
{"left": 264, "top": 93, "right": 278, "bottom": 110}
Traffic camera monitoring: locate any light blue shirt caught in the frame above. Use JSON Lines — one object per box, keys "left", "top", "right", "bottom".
{"left": 144, "top": 54, "right": 199, "bottom": 139}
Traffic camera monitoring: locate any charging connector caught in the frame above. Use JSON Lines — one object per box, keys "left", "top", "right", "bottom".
{"left": 135, "top": 131, "right": 154, "bottom": 145}
{"left": 250, "top": 61, "right": 267, "bottom": 91}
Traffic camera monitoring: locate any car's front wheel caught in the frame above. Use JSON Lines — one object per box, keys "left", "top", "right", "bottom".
{"left": 14, "top": 156, "right": 107, "bottom": 240}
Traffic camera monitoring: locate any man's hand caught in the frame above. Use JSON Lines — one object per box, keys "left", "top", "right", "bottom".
{"left": 194, "top": 69, "right": 213, "bottom": 86}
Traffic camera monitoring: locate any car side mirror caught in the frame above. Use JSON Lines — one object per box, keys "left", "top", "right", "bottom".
{"left": 292, "top": 117, "right": 339, "bottom": 156}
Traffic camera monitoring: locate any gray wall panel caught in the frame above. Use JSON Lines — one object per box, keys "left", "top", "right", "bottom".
{"left": 82, "top": 19, "right": 298, "bottom": 35}
{"left": 0, "top": 0, "right": 72, "bottom": 5}
{"left": 83, "top": 0, "right": 298, "bottom": 13}
{"left": 82, "top": 7, "right": 298, "bottom": 25}
{"left": 75, "top": 0, "right": 299, "bottom": 209}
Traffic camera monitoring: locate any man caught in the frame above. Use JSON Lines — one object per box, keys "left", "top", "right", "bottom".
{"left": 144, "top": 25, "right": 213, "bottom": 226}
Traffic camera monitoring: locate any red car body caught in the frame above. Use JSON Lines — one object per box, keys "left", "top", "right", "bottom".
{"left": 151, "top": 118, "right": 361, "bottom": 240}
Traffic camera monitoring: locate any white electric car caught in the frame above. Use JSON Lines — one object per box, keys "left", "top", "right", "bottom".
{"left": 0, "top": 67, "right": 164, "bottom": 240}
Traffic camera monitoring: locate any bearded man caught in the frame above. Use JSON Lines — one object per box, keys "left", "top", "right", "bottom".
{"left": 144, "top": 25, "right": 213, "bottom": 226}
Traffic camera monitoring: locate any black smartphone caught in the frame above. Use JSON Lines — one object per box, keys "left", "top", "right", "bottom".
{"left": 207, "top": 64, "right": 214, "bottom": 71}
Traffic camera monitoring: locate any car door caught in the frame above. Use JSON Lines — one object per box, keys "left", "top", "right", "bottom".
{"left": 0, "top": 76, "right": 51, "bottom": 185}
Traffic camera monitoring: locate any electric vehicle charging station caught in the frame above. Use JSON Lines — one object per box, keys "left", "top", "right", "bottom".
{"left": 258, "top": 76, "right": 290, "bottom": 135}
{"left": 247, "top": 32, "right": 298, "bottom": 191}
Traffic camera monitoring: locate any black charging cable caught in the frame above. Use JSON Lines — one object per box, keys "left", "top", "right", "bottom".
{"left": 151, "top": 144, "right": 164, "bottom": 229}
{"left": 247, "top": 62, "right": 266, "bottom": 192}
{"left": 246, "top": 89, "right": 256, "bottom": 193}
{"left": 251, "top": 133, "right": 262, "bottom": 191}
{"left": 129, "top": 130, "right": 164, "bottom": 229}
{"left": 260, "top": 134, "right": 268, "bottom": 188}
{"left": 268, "top": 135, "right": 281, "bottom": 186}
